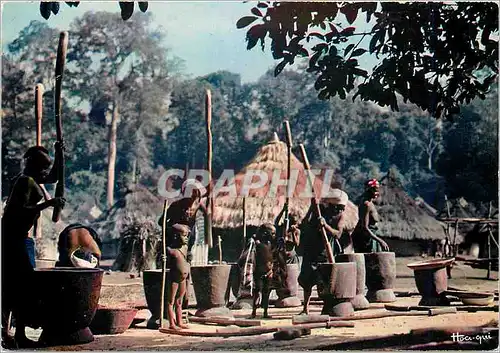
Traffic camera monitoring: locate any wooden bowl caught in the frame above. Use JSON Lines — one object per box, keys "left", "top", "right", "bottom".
{"left": 407, "top": 258, "right": 455, "bottom": 271}
{"left": 461, "top": 295, "right": 494, "bottom": 306}
{"left": 90, "top": 305, "right": 138, "bottom": 334}
{"left": 445, "top": 290, "right": 495, "bottom": 306}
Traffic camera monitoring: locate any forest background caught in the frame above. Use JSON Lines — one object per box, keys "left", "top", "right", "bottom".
{"left": 2, "top": 9, "right": 498, "bottom": 237}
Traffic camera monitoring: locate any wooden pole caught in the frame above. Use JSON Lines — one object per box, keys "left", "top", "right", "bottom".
{"left": 159, "top": 321, "right": 355, "bottom": 337}
{"left": 242, "top": 197, "right": 247, "bottom": 249}
{"left": 52, "top": 31, "right": 68, "bottom": 222}
{"left": 298, "top": 144, "right": 334, "bottom": 263}
{"left": 160, "top": 200, "right": 169, "bottom": 329}
{"left": 35, "top": 84, "right": 43, "bottom": 146}
{"left": 218, "top": 235, "right": 223, "bottom": 264}
{"left": 216, "top": 321, "right": 355, "bottom": 335}
{"left": 189, "top": 316, "right": 262, "bottom": 327}
{"left": 487, "top": 201, "right": 492, "bottom": 279}
{"left": 283, "top": 120, "right": 293, "bottom": 238}
{"left": 444, "top": 194, "right": 451, "bottom": 250}
{"left": 205, "top": 89, "right": 213, "bottom": 248}
{"left": 452, "top": 219, "right": 458, "bottom": 257}
{"left": 438, "top": 218, "right": 498, "bottom": 224}
{"left": 488, "top": 228, "right": 499, "bottom": 249}
{"left": 292, "top": 308, "right": 457, "bottom": 325}
{"left": 34, "top": 84, "right": 44, "bottom": 240}
{"left": 51, "top": 32, "right": 69, "bottom": 222}
{"left": 445, "top": 194, "right": 451, "bottom": 217}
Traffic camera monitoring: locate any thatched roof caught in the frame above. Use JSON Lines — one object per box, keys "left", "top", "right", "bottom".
{"left": 374, "top": 170, "right": 447, "bottom": 241}
{"left": 212, "top": 135, "right": 358, "bottom": 230}
{"left": 414, "top": 196, "right": 438, "bottom": 217}
{"left": 95, "top": 184, "right": 163, "bottom": 240}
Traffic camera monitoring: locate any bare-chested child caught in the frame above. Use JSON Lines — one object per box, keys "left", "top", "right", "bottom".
{"left": 251, "top": 223, "right": 276, "bottom": 319}
{"left": 250, "top": 223, "right": 287, "bottom": 319}
{"left": 351, "top": 179, "right": 389, "bottom": 253}
{"left": 158, "top": 179, "right": 211, "bottom": 310}
{"left": 165, "top": 224, "right": 191, "bottom": 330}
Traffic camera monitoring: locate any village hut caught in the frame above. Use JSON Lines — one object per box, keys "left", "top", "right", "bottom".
{"left": 95, "top": 184, "right": 164, "bottom": 261}
{"left": 374, "top": 170, "right": 449, "bottom": 256}
{"left": 211, "top": 134, "right": 359, "bottom": 262}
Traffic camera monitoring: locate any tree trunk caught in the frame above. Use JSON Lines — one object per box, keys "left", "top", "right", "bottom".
{"left": 131, "top": 157, "right": 137, "bottom": 186}
{"left": 107, "top": 99, "right": 119, "bottom": 208}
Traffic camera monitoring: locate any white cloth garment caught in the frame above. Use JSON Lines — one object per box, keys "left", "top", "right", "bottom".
{"left": 70, "top": 249, "right": 98, "bottom": 268}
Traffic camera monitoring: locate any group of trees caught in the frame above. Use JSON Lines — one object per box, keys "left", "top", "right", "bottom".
{"left": 2, "top": 9, "right": 498, "bottom": 227}
{"left": 239, "top": 2, "right": 498, "bottom": 120}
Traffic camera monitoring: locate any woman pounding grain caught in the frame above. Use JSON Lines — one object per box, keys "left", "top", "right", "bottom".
{"left": 351, "top": 179, "right": 389, "bottom": 253}
{"left": 298, "top": 189, "right": 348, "bottom": 315}
{"left": 158, "top": 179, "right": 211, "bottom": 310}
{"left": 1, "top": 143, "right": 65, "bottom": 348}
{"left": 158, "top": 179, "right": 211, "bottom": 262}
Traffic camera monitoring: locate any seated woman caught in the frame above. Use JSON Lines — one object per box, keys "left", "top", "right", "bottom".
{"left": 56, "top": 223, "right": 102, "bottom": 268}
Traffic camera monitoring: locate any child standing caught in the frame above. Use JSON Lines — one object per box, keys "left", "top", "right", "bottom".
{"left": 165, "top": 224, "right": 191, "bottom": 330}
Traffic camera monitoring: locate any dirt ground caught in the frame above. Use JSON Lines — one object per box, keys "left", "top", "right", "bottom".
{"left": 26, "top": 256, "right": 499, "bottom": 351}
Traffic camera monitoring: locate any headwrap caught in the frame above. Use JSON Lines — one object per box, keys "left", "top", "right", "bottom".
{"left": 181, "top": 179, "right": 207, "bottom": 197}
{"left": 328, "top": 189, "right": 349, "bottom": 206}
{"left": 365, "top": 179, "right": 380, "bottom": 190}
{"left": 171, "top": 223, "right": 191, "bottom": 235}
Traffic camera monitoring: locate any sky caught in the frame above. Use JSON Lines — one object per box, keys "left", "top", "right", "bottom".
{"left": 1, "top": 1, "right": 279, "bottom": 83}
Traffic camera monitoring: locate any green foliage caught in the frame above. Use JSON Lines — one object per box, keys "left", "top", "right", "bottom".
{"left": 437, "top": 93, "right": 498, "bottom": 201}
{"left": 2, "top": 10, "right": 497, "bottom": 233}
{"left": 112, "top": 214, "right": 160, "bottom": 272}
{"left": 238, "top": 2, "right": 498, "bottom": 119}
{"left": 66, "top": 11, "right": 176, "bottom": 203}
{"left": 38, "top": 1, "right": 149, "bottom": 21}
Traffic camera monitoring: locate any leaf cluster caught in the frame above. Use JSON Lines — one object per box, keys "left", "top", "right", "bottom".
{"left": 238, "top": 2, "right": 498, "bottom": 119}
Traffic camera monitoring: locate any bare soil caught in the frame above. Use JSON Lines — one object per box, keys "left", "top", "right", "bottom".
{"left": 26, "top": 256, "right": 498, "bottom": 351}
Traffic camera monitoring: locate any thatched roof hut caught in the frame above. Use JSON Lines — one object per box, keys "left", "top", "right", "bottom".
{"left": 212, "top": 135, "right": 359, "bottom": 231}
{"left": 374, "top": 170, "right": 447, "bottom": 241}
